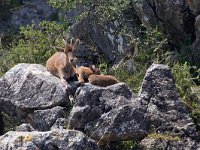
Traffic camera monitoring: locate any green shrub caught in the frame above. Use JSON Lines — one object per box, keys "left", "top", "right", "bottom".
{"left": 0, "top": 21, "right": 69, "bottom": 76}
{"left": 111, "top": 27, "right": 168, "bottom": 93}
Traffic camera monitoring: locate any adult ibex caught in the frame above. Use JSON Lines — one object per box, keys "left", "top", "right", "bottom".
{"left": 46, "top": 38, "right": 79, "bottom": 87}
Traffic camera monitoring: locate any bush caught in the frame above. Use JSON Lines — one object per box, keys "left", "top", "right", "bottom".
{"left": 0, "top": 21, "right": 69, "bottom": 76}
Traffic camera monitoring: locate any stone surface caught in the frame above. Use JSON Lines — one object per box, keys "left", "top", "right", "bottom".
{"left": 16, "top": 123, "right": 35, "bottom": 132}
{"left": 0, "top": 64, "right": 70, "bottom": 119}
{"left": 140, "top": 137, "right": 200, "bottom": 150}
{"left": 0, "top": 129, "right": 99, "bottom": 150}
{"left": 10, "top": 0, "right": 57, "bottom": 29}
{"left": 71, "top": 16, "right": 134, "bottom": 63}
{"left": 51, "top": 118, "right": 68, "bottom": 130}
{"left": 132, "top": 0, "right": 195, "bottom": 44}
{"left": 68, "top": 83, "right": 147, "bottom": 145}
{"left": 27, "top": 106, "right": 66, "bottom": 131}
{"left": 139, "top": 64, "right": 198, "bottom": 139}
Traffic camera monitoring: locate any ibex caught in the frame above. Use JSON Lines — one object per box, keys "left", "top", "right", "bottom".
{"left": 46, "top": 38, "right": 79, "bottom": 87}
{"left": 88, "top": 74, "right": 119, "bottom": 87}
{"left": 76, "top": 65, "right": 100, "bottom": 83}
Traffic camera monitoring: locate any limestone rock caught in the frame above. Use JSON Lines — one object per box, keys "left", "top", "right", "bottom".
{"left": 139, "top": 64, "right": 198, "bottom": 139}
{"left": 0, "top": 63, "right": 70, "bottom": 121}
{"left": 0, "top": 129, "right": 99, "bottom": 150}
{"left": 51, "top": 118, "right": 68, "bottom": 130}
{"left": 140, "top": 137, "right": 200, "bottom": 150}
{"left": 68, "top": 83, "right": 147, "bottom": 145}
{"left": 16, "top": 123, "right": 35, "bottom": 132}
{"left": 27, "top": 106, "right": 66, "bottom": 131}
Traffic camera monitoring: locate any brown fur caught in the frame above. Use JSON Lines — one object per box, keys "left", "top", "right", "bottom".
{"left": 46, "top": 38, "right": 79, "bottom": 86}
{"left": 88, "top": 74, "right": 119, "bottom": 87}
{"left": 76, "top": 65, "right": 100, "bottom": 83}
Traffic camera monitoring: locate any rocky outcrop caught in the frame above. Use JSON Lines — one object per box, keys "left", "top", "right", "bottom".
{"left": 68, "top": 63, "right": 199, "bottom": 146}
{"left": 71, "top": 16, "right": 135, "bottom": 63}
{"left": 132, "top": 0, "right": 195, "bottom": 43}
{"left": 27, "top": 106, "right": 66, "bottom": 131}
{"left": 0, "top": 129, "right": 99, "bottom": 150}
{"left": 0, "top": 63, "right": 73, "bottom": 130}
{"left": 139, "top": 64, "right": 198, "bottom": 139}
{"left": 68, "top": 83, "right": 147, "bottom": 145}
{"left": 132, "top": 0, "right": 200, "bottom": 66}
{"left": 0, "top": 0, "right": 57, "bottom": 33}
{"left": 0, "top": 63, "right": 199, "bottom": 148}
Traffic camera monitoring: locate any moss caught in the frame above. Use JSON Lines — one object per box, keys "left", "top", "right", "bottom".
{"left": 2, "top": 112, "right": 19, "bottom": 133}
{"left": 147, "top": 133, "right": 181, "bottom": 142}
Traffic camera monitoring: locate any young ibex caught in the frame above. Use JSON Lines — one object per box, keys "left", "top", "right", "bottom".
{"left": 88, "top": 74, "right": 119, "bottom": 87}
{"left": 76, "top": 65, "right": 100, "bottom": 83}
{"left": 46, "top": 38, "right": 79, "bottom": 87}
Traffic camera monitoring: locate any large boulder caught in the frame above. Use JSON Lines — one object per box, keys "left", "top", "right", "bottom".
{"left": 139, "top": 64, "right": 198, "bottom": 139}
{"left": 0, "top": 63, "right": 76, "bottom": 131}
{"left": 0, "top": 129, "right": 99, "bottom": 150}
{"left": 132, "top": 0, "right": 195, "bottom": 43}
{"left": 10, "top": 0, "right": 57, "bottom": 29}
{"left": 71, "top": 15, "right": 135, "bottom": 63}
{"left": 132, "top": 0, "right": 200, "bottom": 65}
{"left": 68, "top": 83, "right": 148, "bottom": 145}
{"left": 27, "top": 106, "right": 66, "bottom": 131}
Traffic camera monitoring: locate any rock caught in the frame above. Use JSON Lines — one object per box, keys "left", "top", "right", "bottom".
{"left": 0, "top": 63, "right": 70, "bottom": 121}
{"left": 139, "top": 63, "right": 198, "bottom": 139}
{"left": 132, "top": 0, "right": 195, "bottom": 44}
{"left": 186, "top": 0, "right": 200, "bottom": 15}
{"left": 192, "top": 15, "right": 200, "bottom": 66}
{"left": 27, "top": 106, "right": 66, "bottom": 131}
{"left": 68, "top": 83, "right": 148, "bottom": 145}
{"left": 0, "top": 129, "right": 99, "bottom": 150}
{"left": 51, "top": 118, "right": 68, "bottom": 130}
{"left": 16, "top": 123, "right": 35, "bottom": 132}
{"left": 0, "top": 110, "right": 3, "bottom": 135}
{"left": 10, "top": 0, "right": 57, "bottom": 29}
{"left": 71, "top": 16, "right": 134, "bottom": 63}
{"left": 75, "top": 43, "right": 100, "bottom": 67}
{"left": 140, "top": 137, "right": 200, "bottom": 150}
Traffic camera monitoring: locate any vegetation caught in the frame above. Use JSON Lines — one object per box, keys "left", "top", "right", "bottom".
{"left": 0, "top": 0, "right": 199, "bottom": 141}
{"left": 0, "top": 21, "right": 69, "bottom": 76}
{"left": 147, "top": 132, "right": 180, "bottom": 141}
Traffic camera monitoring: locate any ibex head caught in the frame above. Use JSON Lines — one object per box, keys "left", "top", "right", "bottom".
{"left": 89, "top": 65, "right": 101, "bottom": 75}
{"left": 54, "top": 38, "right": 80, "bottom": 64}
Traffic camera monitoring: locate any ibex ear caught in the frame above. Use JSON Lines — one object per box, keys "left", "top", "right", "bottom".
{"left": 89, "top": 65, "right": 96, "bottom": 71}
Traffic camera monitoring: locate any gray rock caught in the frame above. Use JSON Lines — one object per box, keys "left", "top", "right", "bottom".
{"left": 51, "top": 118, "right": 68, "bottom": 130}
{"left": 68, "top": 83, "right": 147, "bottom": 145}
{"left": 0, "top": 63, "right": 70, "bottom": 120}
{"left": 16, "top": 123, "right": 35, "bottom": 132}
{"left": 27, "top": 106, "right": 66, "bottom": 131}
{"left": 139, "top": 63, "right": 198, "bottom": 139}
{"left": 140, "top": 137, "right": 200, "bottom": 150}
{"left": 192, "top": 15, "right": 200, "bottom": 66}
{"left": 0, "top": 129, "right": 99, "bottom": 150}
{"left": 75, "top": 43, "right": 101, "bottom": 67}
{"left": 10, "top": 0, "right": 57, "bottom": 29}
{"left": 71, "top": 17, "right": 134, "bottom": 63}
{"left": 132, "top": 0, "right": 195, "bottom": 44}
